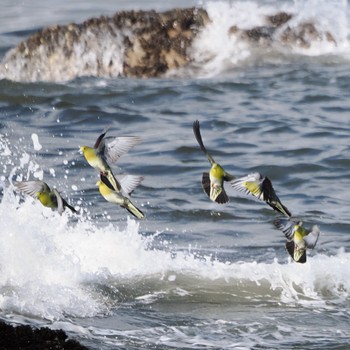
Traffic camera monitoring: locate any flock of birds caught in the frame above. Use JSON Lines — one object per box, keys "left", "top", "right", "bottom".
{"left": 14, "top": 120, "right": 320, "bottom": 264}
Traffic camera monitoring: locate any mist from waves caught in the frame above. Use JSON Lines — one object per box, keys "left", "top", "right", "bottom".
{"left": 1, "top": 0, "right": 350, "bottom": 82}
{"left": 188, "top": 0, "right": 350, "bottom": 78}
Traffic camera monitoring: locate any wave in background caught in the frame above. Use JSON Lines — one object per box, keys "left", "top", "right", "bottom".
{"left": 1, "top": 0, "right": 350, "bottom": 82}
{"left": 190, "top": 0, "right": 350, "bottom": 77}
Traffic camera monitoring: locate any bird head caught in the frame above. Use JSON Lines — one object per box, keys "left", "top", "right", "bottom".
{"left": 80, "top": 145, "right": 95, "bottom": 159}
{"left": 36, "top": 191, "right": 43, "bottom": 199}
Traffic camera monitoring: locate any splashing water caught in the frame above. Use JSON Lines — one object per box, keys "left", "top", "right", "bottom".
{"left": 0, "top": 133, "right": 350, "bottom": 323}
{"left": 1, "top": 0, "right": 350, "bottom": 82}
{"left": 189, "top": 0, "right": 350, "bottom": 77}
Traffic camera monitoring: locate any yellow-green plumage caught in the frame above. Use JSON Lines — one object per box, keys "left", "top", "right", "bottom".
{"left": 80, "top": 145, "right": 121, "bottom": 192}
{"left": 208, "top": 164, "right": 225, "bottom": 202}
{"left": 274, "top": 218, "right": 320, "bottom": 263}
{"left": 15, "top": 180, "right": 76, "bottom": 215}
{"left": 243, "top": 181, "right": 261, "bottom": 197}
{"left": 97, "top": 179, "right": 144, "bottom": 219}
{"left": 231, "top": 172, "right": 291, "bottom": 217}
{"left": 80, "top": 129, "right": 141, "bottom": 194}
{"left": 193, "top": 120, "right": 234, "bottom": 204}
{"left": 37, "top": 191, "right": 56, "bottom": 208}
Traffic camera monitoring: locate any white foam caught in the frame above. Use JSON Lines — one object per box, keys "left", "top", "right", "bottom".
{"left": 0, "top": 135, "right": 350, "bottom": 321}
{"left": 189, "top": 0, "right": 350, "bottom": 77}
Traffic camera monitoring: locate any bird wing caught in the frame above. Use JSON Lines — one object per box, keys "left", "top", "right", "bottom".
{"left": 52, "top": 188, "right": 64, "bottom": 215}
{"left": 214, "top": 187, "right": 229, "bottom": 204}
{"left": 223, "top": 171, "right": 235, "bottom": 182}
{"left": 304, "top": 225, "right": 320, "bottom": 249}
{"left": 274, "top": 217, "right": 296, "bottom": 240}
{"left": 232, "top": 173, "right": 291, "bottom": 217}
{"left": 261, "top": 177, "right": 292, "bottom": 218}
{"left": 15, "top": 180, "right": 50, "bottom": 197}
{"left": 201, "top": 172, "right": 211, "bottom": 198}
{"left": 231, "top": 172, "right": 264, "bottom": 198}
{"left": 116, "top": 174, "right": 144, "bottom": 196}
{"left": 193, "top": 120, "right": 216, "bottom": 165}
{"left": 94, "top": 126, "right": 110, "bottom": 150}
{"left": 104, "top": 136, "right": 141, "bottom": 164}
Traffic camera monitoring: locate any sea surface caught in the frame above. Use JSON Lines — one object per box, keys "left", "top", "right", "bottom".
{"left": 1, "top": 1, "right": 350, "bottom": 349}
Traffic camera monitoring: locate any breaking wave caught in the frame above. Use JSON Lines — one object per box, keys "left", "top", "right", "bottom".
{"left": 0, "top": 133, "right": 349, "bottom": 322}
{"left": 1, "top": 0, "right": 350, "bottom": 82}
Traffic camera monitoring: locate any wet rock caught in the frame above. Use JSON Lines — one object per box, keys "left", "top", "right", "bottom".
{"left": 0, "top": 7, "right": 338, "bottom": 82}
{"left": 266, "top": 12, "right": 293, "bottom": 27}
{"left": 116, "top": 8, "right": 209, "bottom": 78}
{"left": 0, "top": 321, "right": 88, "bottom": 350}
{"left": 0, "top": 7, "right": 208, "bottom": 82}
{"left": 279, "top": 22, "right": 336, "bottom": 49}
{"left": 228, "top": 11, "right": 336, "bottom": 50}
{"left": 228, "top": 11, "right": 292, "bottom": 44}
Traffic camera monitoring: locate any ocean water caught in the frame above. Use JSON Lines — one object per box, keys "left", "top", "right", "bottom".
{"left": 1, "top": 0, "right": 350, "bottom": 349}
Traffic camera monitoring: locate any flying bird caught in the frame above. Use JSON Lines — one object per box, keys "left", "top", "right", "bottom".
{"left": 80, "top": 127, "right": 141, "bottom": 194}
{"left": 274, "top": 217, "right": 320, "bottom": 263}
{"left": 231, "top": 172, "right": 291, "bottom": 217}
{"left": 97, "top": 175, "right": 145, "bottom": 219}
{"left": 15, "top": 180, "right": 77, "bottom": 215}
{"left": 193, "top": 120, "right": 235, "bottom": 204}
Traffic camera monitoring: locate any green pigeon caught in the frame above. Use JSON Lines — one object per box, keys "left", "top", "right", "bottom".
{"left": 274, "top": 217, "right": 320, "bottom": 263}
{"left": 193, "top": 120, "right": 235, "bottom": 204}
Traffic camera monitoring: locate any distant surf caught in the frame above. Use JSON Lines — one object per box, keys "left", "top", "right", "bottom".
{"left": 0, "top": 0, "right": 349, "bottom": 82}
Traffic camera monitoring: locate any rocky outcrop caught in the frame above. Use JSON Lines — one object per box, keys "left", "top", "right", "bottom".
{"left": 0, "top": 320, "right": 87, "bottom": 349}
{"left": 0, "top": 7, "right": 337, "bottom": 82}
{"left": 229, "top": 11, "right": 335, "bottom": 49}
{"left": 0, "top": 7, "right": 209, "bottom": 82}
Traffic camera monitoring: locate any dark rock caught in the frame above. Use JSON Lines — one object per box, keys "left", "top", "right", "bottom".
{"left": 0, "top": 321, "right": 88, "bottom": 350}
{"left": 279, "top": 22, "right": 336, "bottom": 48}
{"left": 266, "top": 12, "right": 293, "bottom": 27}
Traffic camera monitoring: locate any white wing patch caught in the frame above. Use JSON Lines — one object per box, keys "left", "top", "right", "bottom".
{"left": 274, "top": 217, "right": 295, "bottom": 240}
{"left": 116, "top": 174, "right": 144, "bottom": 196}
{"left": 15, "top": 180, "right": 50, "bottom": 197}
{"left": 231, "top": 172, "right": 264, "bottom": 197}
{"left": 304, "top": 225, "right": 320, "bottom": 249}
{"left": 105, "top": 136, "right": 141, "bottom": 164}
{"left": 52, "top": 188, "right": 64, "bottom": 215}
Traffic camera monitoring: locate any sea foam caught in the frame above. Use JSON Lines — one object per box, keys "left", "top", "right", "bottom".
{"left": 0, "top": 134, "right": 349, "bottom": 321}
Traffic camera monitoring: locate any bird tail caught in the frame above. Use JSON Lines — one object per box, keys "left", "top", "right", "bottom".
{"left": 193, "top": 120, "right": 207, "bottom": 154}
{"left": 262, "top": 177, "right": 292, "bottom": 217}
{"left": 285, "top": 241, "right": 306, "bottom": 263}
{"left": 193, "top": 120, "right": 215, "bottom": 164}
{"left": 64, "top": 200, "right": 78, "bottom": 213}
{"left": 214, "top": 188, "right": 229, "bottom": 204}
{"left": 124, "top": 198, "right": 145, "bottom": 219}
{"left": 285, "top": 240, "right": 295, "bottom": 260}
{"left": 267, "top": 200, "right": 292, "bottom": 218}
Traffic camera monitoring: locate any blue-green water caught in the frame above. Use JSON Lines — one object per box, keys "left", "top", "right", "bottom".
{"left": 0, "top": 1, "right": 350, "bottom": 349}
